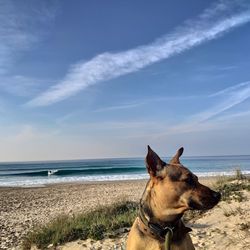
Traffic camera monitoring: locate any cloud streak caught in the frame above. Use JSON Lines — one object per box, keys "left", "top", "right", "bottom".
{"left": 28, "top": 0, "right": 250, "bottom": 107}
{"left": 160, "top": 81, "right": 250, "bottom": 135}
{"left": 192, "top": 81, "right": 250, "bottom": 122}
{"left": 94, "top": 102, "right": 145, "bottom": 112}
{"left": 0, "top": 0, "right": 57, "bottom": 74}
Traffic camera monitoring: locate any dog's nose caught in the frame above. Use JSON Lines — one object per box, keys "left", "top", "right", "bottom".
{"left": 213, "top": 191, "right": 221, "bottom": 201}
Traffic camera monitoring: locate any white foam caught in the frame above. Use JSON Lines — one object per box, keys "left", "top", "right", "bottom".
{"left": 0, "top": 170, "right": 250, "bottom": 187}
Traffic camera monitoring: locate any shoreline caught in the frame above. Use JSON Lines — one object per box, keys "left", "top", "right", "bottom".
{"left": 0, "top": 178, "right": 148, "bottom": 189}
{"left": 0, "top": 175, "right": 223, "bottom": 189}
{"left": 0, "top": 172, "right": 246, "bottom": 189}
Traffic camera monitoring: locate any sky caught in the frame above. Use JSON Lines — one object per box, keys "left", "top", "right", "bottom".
{"left": 0, "top": 0, "right": 250, "bottom": 161}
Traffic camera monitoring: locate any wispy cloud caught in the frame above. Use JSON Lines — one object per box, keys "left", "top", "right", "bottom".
{"left": 196, "top": 64, "right": 238, "bottom": 73}
{"left": 58, "top": 81, "right": 250, "bottom": 140}
{"left": 209, "top": 81, "right": 250, "bottom": 98}
{"left": 93, "top": 95, "right": 200, "bottom": 113}
{"left": 162, "top": 81, "right": 250, "bottom": 135}
{"left": 0, "top": 76, "right": 53, "bottom": 97}
{"left": 28, "top": 0, "right": 250, "bottom": 107}
{"left": 93, "top": 102, "right": 145, "bottom": 112}
{"left": 79, "top": 121, "right": 161, "bottom": 130}
{"left": 118, "top": 82, "right": 250, "bottom": 142}
{"left": 0, "top": 3, "right": 29, "bottom": 73}
{"left": 215, "top": 110, "right": 250, "bottom": 121}
{"left": 192, "top": 81, "right": 250, "bottom": 121}
{"left": 0, "top": 0, "right": 57, "bottom": 74}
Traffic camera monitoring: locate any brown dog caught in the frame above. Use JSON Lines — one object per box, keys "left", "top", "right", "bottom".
{"left": 126, "top": 146, "right": 221, "bottom": 250}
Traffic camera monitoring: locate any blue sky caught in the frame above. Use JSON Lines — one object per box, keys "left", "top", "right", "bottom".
{"left": 1, "top": 0, "right": 250, "bottom": 161}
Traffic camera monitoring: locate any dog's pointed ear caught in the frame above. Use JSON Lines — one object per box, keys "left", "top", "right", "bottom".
{"left": 169, "top": 147, "right": 184, "bottom": 164}
{"left": 146, "top": 145, "right": 166, "bottom": 177}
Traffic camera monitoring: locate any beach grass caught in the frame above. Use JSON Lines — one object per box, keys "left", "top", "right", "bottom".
{"left": 213, "top": 170, "right": 250, "bottom": 202}
{"left": 22, "top": 201, "right": 137, "bottom": 250}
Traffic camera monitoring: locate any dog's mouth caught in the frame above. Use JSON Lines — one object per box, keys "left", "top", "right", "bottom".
{"left": 188, "top": 191, "right": 221, "bottom": 210}
{"left": 188, "top": 199, "right": 203, "bottom": 210}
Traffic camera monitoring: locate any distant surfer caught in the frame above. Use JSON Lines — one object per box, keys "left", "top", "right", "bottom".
{"left": 48, "top": 170, "right": 58, "bottom": 176}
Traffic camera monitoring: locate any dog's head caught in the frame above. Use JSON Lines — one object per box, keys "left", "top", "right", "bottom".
{"left": 145, "top": 146, "right": 221, "bottom": 220}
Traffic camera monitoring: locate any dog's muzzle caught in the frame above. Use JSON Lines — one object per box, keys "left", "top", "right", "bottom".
{"left": 188, "top": 190, "right": 221, "bottom": 210}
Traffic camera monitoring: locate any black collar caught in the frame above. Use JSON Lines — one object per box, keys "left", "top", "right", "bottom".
{"left": 138, "top": 203, "right": 176, "bottom": 240}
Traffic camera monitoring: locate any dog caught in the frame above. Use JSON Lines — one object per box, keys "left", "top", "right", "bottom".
{"left": 126, "top": 146, "right": 221, "bottom": 250}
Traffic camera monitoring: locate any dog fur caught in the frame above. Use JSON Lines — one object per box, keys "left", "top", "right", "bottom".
{"left": 126, "top": 146, "right": 221, "bottom": 250}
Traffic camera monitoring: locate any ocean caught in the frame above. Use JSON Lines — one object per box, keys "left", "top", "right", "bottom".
{"left": 0, "top": 155, "right": 250, "bottom": 187}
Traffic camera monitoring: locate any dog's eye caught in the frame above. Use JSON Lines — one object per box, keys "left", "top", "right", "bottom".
{"left": 184, "top": 175, "right": 194, "bottom": 185}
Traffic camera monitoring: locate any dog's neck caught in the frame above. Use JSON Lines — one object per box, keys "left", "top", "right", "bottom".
{"left": 139, "top": 180, "right": 191, "bottom": 243}
{"left": 140, "top": 180, "right": 183, "bottom": 225}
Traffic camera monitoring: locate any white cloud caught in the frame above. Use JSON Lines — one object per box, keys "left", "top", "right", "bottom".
{"left": 2, "top": 78, "right": 250, "bottom": 161}
{"left": 0, "top": 75, "right": 53, "bottom": 97}
{"left": 57, "top": 81, "right": 250, "bottom": 139}
{"left": 79, "top": 121, "right": 163, "bottom": 130}
{"left": 28, "top": 0, "right": 250, "bottom": 106}
{"left": 93, "top": 102, "right": 145, "bottom": 112}
{"left": 156, "top": 81, "right": 250, "bottom": 135}
{"left": 215, "top": 110, "right": 250, "bottom": 121}
{"left": 0, "top": 0, "right": 57, "bottom": 73}
{"left": 196, "top": 81, "right": 250, "bottom": 122}
{"left": 196, "top": 64, "right": 238, "bottom": 73}
{"left": 0, "top": 0, "right": 58, "bottom": 104}
{"left": 93, "top": 95, "right": 201, "bottom": 113}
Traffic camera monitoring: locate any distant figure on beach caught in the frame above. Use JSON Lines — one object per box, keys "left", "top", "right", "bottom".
{"left": 48, "top": 170, "right": 58, "bottom": 176}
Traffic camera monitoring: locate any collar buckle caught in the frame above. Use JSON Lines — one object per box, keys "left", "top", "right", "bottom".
{"left": 148, "top": 222, "right": 174, "bottom": 239}
{"left": 163, "top": 226, "right": 174, "bottom": 238}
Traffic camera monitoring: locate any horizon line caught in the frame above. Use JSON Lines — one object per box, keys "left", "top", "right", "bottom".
{"left": 1, "top": 154, "right": 250, "bottom": 164}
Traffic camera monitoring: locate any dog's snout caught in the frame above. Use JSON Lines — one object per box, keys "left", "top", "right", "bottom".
{"left": 213, "top": 191, "right": 221, "bottom": 201}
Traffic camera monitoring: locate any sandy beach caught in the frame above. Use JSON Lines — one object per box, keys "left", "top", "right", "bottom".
{"left": 0, "top": 177, "right": 249, "bottom": 250}
{"left": 0, "top": 180, "right": 147, "bottom": 249}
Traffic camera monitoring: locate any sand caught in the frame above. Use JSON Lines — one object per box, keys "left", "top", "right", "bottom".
{"left": 0, "top": 177, "right": 249, "bottom": 250}
{"left": 0, "top": 180, "right": 146, "bottom": 250}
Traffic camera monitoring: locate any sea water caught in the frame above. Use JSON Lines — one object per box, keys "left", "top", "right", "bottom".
{"left": 0, "top": 155, "right": 249, "bottom": 187}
